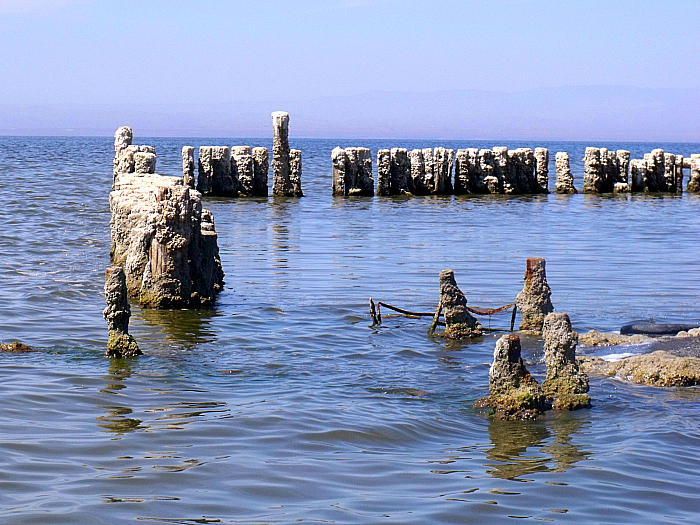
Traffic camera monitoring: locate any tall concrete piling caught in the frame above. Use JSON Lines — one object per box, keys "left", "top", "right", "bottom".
{"left": 438, "top": 270, "right": 482, "bottom": 338}
{"left": 377, "top": 148, "right": 412, "bottom": 195}
{"left": 534, "top": 147, "right": 550, "bottom": 194}
{"left": 475, "top": 334, "right": 546, "bottom": 420}
{"left": 515, "top": 257, "right": 554, "bottom": 332}
{"left": 332, "top": 147, "right": 374, "bottom": 197}
{"left": 272, "top": 111, "right": 303, "bottom": 197}
{"left": 182, "top": 146, "right": 196, "bottom": 189}
{"left": 583, "top": 147, "right": 603, "bottom": 193}
{"left": 555, "top": 152, "right": 577, "bottom": 194}
{"left": 111, "top": 128, "right": 224, "bottom": 308}
{"left": 542, "top": 312, "right": 590, "bottom": 410}
{"left": 104, "top": 265, "right": 141, "bottom": 358}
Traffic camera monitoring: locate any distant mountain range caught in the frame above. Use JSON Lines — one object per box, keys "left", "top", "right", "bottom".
{"left": 2, "top": 85, "right": 698, "bottom": 141}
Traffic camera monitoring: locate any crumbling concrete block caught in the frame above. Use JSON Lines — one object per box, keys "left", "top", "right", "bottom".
{"left": 231, "top": 146, "right": 254, "bottom": 197}
{"left": 182, "top": 146, "right": 195, "bottom": 188}
{"left": 688, "top": 157, "right": 700, "bottom": 193}
{"left": 197, "top": 146, "right": 234, "bottom": 196}
{"left": 438, "top": 269, "right": 482, "bottom": 338}
{"left": 252, "top": 147, "right": 269, "bottom": 197}
{"left": 542, "top": 312, "right": 590, "bottom": 410}
{"left": 533, "top": 147, "right": 549, "bottom": 194}
{"left": 331, "top": 147, "right": 374, "bottom": 196}
{"left": 554, "top": 152, "right": 576, "bottom": 194}
{"left": 474, "top": 334, "right": 546, "bottom": 420}
{"left": 134, "top": 152, "right": 156, "bottom": 174}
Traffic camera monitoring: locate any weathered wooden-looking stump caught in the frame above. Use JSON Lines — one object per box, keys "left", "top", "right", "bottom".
{"left": 104, "top": 265, "right": 141, "bottom": 358}
{"left": 272, "top": 111, "right": 303, "bottom": 196}
{"left": 182, "top": 146, "right": 195, "bottom": 188}
{"left": 541, "top": 312, "right": 590, "bottom": 410}
{"left": 438, "top": 270, "right": 482, "bottom": 338}
{"left": 554, "top": 152, "right": 577, "bottom": 194}
{"left": 110, "top": 164, "right": 224, "bottom": 308}
{"left": 474, "top": 334, "right": 546, "bottom": 420}
{"left": 332, "top": 147, "right": 374, "bottom": 196}
{"left": 515, "top": 257, "right": 554, "bottom": 332}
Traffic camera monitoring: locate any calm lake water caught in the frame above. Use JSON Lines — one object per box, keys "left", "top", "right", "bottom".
{"left": 0, "top": 136, "right": 699, "bottom": 524}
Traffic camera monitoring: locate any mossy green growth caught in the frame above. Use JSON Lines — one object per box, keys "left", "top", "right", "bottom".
{"left": 542, "top": 375, "right": 591, "bottom": 410}
{"left": 444, "top": 321, "right": 483, "bottom": 339}
{"left": 107, "top": 332, "right": 141, "bottom": 358}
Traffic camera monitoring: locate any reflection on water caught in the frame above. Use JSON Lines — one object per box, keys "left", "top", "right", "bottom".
{"left": 485, "top": 413, "right": 590, "bottom": 479}
{"left": 97, "top": 359, "right": 143, "bottom": 434}
{"left": 137, "top": 307, "right": 219, "bottom": 346}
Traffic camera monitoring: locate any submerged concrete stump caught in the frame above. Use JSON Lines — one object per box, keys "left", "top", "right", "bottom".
{"left": 533, "top": 147, "right": 550, "bottom": 194}
{"left": 613, "top": 150, "right": 631, "bottom": 193}
{"left": 182, "top": 146, "right": 195, "bottom": 189}
{"left": 509, "top": 148, "right": 536, "bottom": 194}
{"left": 230, "top": 146, "right": 254, "bottom": 197}
{"left": 438, "top": 270, "right": 482, "bottom": 338}
{"left": 252, "top": 147, "right": 270, "bottom": 196}
{"left": 272, "top": 112, "right": 303, "bottom": 196}
{"left": 475, "top": 149, "right": 499, "bottom": 194}
{"left": 377, "top": 148, "right": 412, "bottom": 195}
{"left": 376, "top": 149, "right": 391, "bottom": 196}
{"left": 453, "top": 149, "right": 471, "bottom": 194}
{"left": 475, "top": 334, "right": 546, "bottom": 420}
{"left": 409, "top": 148, "right": 454, "bottom": 195}
{"left": 515, "top": 257, "right": 554, "bottom": 332}
{"left": 433, "top": 147, "right": 454, "bottom": 194}
{"left": 111, "top": 172, "right": 224, "bottom": 308}
{"left": 674, "top": 156, "right": 684, "bottom": 193}
{"left": 630, "top": 159, "right": 649, "bottom": 192}
{"left": 198, "top": 146, "right": 235, "bottom": 196}
{"left": 104, "top": 265, "right": 141, "bottom": 358}
{"left": 582, "top": 147, "right": 603, "bottom": 193}
{"left": 332, "top": 147, "right": 374, "bottom": 196}
{"left": 554, "top": 152, "right": 577, "bottom": 194}
{"left": 542, "top": 313, "right": 590, "bottom": 410}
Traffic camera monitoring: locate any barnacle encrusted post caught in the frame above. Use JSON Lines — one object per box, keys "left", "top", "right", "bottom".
{"left": 438, "top": 269, "right": 482, "bottom": 338}
{"left": 515, "top": 257, "right": 554, "bottom": 332}
{"left": 104, "top": 265, "right": 141, "bottom": 358}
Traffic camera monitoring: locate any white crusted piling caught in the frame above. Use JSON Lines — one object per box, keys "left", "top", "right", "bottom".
{"left": 433, "top": 147, "right": 454, "bottom": 195}
{"left": 182, "top": 146, "right": 195, "bottom": 188}
{"left": 252, "top": 147, "right": 269, "bottom": 197}
{"left": 197, "top": 146, "right": 234, "bottom": 196}
{"left": 554, "top": 152, "right": 576, "bottom": 194}
{"left": 688, "top": 157, "right": 700, "bottom": 193}
{"left": 331, "top": 147, "right": 374, "bottom": 196}
{"left": 583, "top": 147, "right": 602, "bottom": 193}
{"left": 289, "top": 149, "right": 303, "bottom": 197}
{"left": 376, "top": 149, "right": 392, "bottom": 196}
{"left": 534, "top": 147, "right": 549, "bottom": 194}
{"left": 272, "top": 112, "right": 302, "bottom": 196}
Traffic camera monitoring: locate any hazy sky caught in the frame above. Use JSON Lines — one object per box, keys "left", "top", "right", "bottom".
{"left": 1, "top": 0, "right": 699, "bottom": 138}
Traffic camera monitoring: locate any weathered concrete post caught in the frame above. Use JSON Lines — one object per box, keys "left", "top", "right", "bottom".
{"left": 583, "top": 147, "right": 602, "bottom": 193}
{"left": 534, "top": 147, "right": 550, "bottom": 194}
{"left": 252, "top": 147, "right": 270, "bottom": 197}
{"left": 438, "top": 269, "right": 482, "bottom": 338}
{"left": 554, "top": 152, "right": 577, "bottom": 194}
{"left": 476, "top": 149, "right": 499, "bottom": 193}
{"left": 331, "top": 147, "right": 374, "bottom": 196}
{"left": 104, "top": 265, "right": 141, "bottom": 358}
{"left": 541, "top": 312, "right": 590, "bottom": 410}
{"left": 197, "top": 146, "right": 234, "bottom": 196}
{"left": 688, "top": 156, "right": 700, "bottom": 193}
{"left": 614, "top": 150, "right": 631, "bottom": 193}
{"left": 231, "top": 146, "right": 253, "bottom": 197}
{"left": 271, "top": 111, "right": 303, "bottom": 196}
{"left": 454, "top": 149, "right": 470, "bottom": 194}
{"left": 515, "top": 257, "right": 554, "bottom": 332}
{"left": 674, "top": 155, "right": 684, "bottom": 193}
{"left": 475, "top": 334, "right": 546, "bottom": 419}
{"left": 433, "top": 147, "right": 454, "bottom": 194}
{"left": 134, "top": 152, "right": 156, "bottom": 174}
{"left": 650, "top": 149, "right": 666, "bottom": 192}
{"left": 376, "top": 149, "right": 391, "bottom": 196}
{"left": 408, "top": 148, "right": 427, "bottom": 194}
{"left": 113, "top": 127, "right": 134, "bottom": 177}
{"left": 630, "top": 159, "right": 649, "bottom": 192}
{"left": 182, "top": 146, "right": 195, "bottom": 188}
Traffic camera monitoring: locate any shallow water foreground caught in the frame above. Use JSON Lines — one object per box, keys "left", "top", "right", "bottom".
{"left": 0, "top": 137, "right": 699, "bottom": 524}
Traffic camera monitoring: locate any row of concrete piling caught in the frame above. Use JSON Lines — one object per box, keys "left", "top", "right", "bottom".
{"left": 333, "top": 145, "right": 700, "bottom": 196}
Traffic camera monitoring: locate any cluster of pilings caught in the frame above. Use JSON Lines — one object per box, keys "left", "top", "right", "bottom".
{"left": 555, "top": 147, "right": 700, "bottom": 194}
{"left": 182, "top": 111, "right": 302, "bottom": 198}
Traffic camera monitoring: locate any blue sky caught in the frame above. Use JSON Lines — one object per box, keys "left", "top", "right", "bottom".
{"left": 1, "top": 0, "right": 699, "bottom": 139}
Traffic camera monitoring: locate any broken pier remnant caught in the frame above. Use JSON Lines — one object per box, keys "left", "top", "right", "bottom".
{"left": 437, "top": 269, "right": 482, "bottom": 338}
{"left": 272, "top": 111, "right": 303, "bottom": 196}
{"left": 554, "top": 152, "right": 577, "bottom": 194}
{"left": 332, "top": 147, "right": 374, "bottom": 196}
{"left": 515, "top": 257, "right": 554, "bottom": 332}
{"left": 113, "top": 126, "right": 156, "bottom": 178}
{"left": 541, "top": 312, "right": 590, "bottom": 410}
{"left": 474, "top": 334, "right": 546, "bottom": 420}
{"left": 182, "top": 146, "right": 195, "bottom": 189}
{"left": 104, "top": 265, "right": 141, "bottom": 358}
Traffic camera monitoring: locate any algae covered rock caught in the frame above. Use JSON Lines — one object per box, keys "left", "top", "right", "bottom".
{"left": 578, "top": 330, "right": 651, "bottom": 347}
{"left": 0, "top": 342, "right": 35, "bottom": 353}
{"left": 103, "top": 265, "right": 141, "bottom": 358}
{"left": 515, "top": 257, "right": 554, "bottom": 332}
{"left": 541, "top": 313, "right": 590, "bottom": 410}
{"left": 438, "top": 269, "right": 482, "bottom": 339}
{"left": 579, "top": 351, "right": 700, "bottom": 387}
{"left": 475, "top": 334, "right": 546, "bottom": 420}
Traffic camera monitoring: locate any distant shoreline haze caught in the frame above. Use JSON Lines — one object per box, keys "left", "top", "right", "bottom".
{"left": 1, "top": 86, "right": 698, "bottom": 142}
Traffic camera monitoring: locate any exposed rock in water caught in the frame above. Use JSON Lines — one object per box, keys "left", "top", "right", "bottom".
{"left": 0, "top": 342, "right": 35, "bottom": 353}
{"left": 578, "top": 330, "right": 651, "bottom": 347}
{"left": 438, "top": 269, "right": 482, "bottom": 338}
{"left": 554, "top": 152, "right": 577, "bottom": 194}
{"left": 541, "top": 313, "right": 590, "bottom": 410}
{"left": 579, "top": 351, "right": 700, "bottom": 387}
{"left": 110, "top": 172, "right": 224, "bottom": 308}
{"left": 474, "top": 334, "right": 546, "bottom": 420}
{"left": 515, "top": 257, "right": 554, "bottom": 332}
{"left": 272, "top": 112, "right": 303, "bottom": 197}
{"left": 332, "top": 147, "right": 374, "bottom": 196}
{"left": 103, "top": 265, "right": 141, "bottom": 358}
